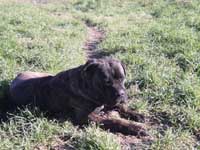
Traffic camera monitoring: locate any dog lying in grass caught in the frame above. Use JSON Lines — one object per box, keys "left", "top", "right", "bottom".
{"left": 10, "top": 58, "right": 127, "bottom": 124}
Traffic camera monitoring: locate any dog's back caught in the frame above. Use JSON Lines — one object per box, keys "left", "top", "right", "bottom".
{"left": 10, "top": 71, "right": 52, "bottom": 89}
{"left": 10, "top": 71, "right": 53, "bottom": 106}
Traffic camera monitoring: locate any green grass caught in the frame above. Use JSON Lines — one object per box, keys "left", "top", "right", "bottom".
{"left": 0, "top": 0, "right": 200, "bottom": 149}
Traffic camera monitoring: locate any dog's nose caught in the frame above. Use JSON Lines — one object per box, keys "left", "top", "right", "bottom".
{"left": 119, "top": 90, "right": 125, "bottom": 97}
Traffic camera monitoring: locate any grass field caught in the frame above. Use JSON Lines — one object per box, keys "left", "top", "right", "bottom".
{"left": 0, "top": 0, "right": 200, "bottom": 149}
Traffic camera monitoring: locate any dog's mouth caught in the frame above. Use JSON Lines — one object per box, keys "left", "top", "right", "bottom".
{"left": 106, "top": 94, "right": 127, "bottom": 106}
{"left": 116, "top": 95, "right": 127, "bottom": 104}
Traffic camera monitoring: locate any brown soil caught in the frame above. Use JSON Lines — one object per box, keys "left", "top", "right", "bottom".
{"left": 83, "top": 23, "right": 106, "bottom": 59}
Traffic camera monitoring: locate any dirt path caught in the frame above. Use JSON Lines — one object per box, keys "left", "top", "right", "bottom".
{"left": 83, "top": 23, "right": 106, "bottom": 59}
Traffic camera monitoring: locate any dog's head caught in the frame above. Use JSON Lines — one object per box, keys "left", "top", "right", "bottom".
{"left": 82, "top": 58, "right": 127, "bottom": 106}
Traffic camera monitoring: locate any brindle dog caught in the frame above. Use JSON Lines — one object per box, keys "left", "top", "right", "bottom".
{"left": 10, "top": 58, "right": 127, "bottom": 124}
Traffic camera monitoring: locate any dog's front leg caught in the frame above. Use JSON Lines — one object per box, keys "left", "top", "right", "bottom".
{"left": 73, "top": 108, "right": 91, "bottom": 125}
{"left": 104, "top": 104, "right": 146, "bottom": 122}
{"left": 88, "top": 111, "right": 148, "bottom": 137}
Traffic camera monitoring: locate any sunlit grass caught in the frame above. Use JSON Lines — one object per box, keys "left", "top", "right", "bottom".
{"left": 0, "top": 0, "right": 200, "bottom": 149}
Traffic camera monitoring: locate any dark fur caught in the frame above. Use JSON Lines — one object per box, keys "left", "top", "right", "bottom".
{"left": 9, "top": 58, "right": 127, "bottom": 124}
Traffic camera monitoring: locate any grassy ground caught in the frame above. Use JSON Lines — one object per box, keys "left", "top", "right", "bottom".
{"left": 0, "top": 0, "right": 200, "bottom": 149}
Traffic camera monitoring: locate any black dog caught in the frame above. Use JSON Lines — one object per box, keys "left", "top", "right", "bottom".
{"left": 10, "top": 58, "right": 127, "bottom": 124}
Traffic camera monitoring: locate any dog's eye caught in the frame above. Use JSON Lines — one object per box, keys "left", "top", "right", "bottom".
{"left": 118, "top": 78, "right": 124, "bottom": 82}
{"left": 105, "top": 80, "right": 112, "bottom": 86}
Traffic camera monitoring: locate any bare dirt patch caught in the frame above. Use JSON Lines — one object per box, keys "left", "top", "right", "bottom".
{"left": 83, "top": 22, "right": 106, "bottom": 59}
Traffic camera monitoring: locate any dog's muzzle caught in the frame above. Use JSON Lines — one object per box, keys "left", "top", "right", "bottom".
{"left": 115, "top": 89, "right": 127, "bottom": 104}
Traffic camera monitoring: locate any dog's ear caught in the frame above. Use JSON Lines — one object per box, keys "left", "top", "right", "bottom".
{"left": 82, "top": 59, "right": 99, "bottom": 78}
{"left": 120, "top": 61, "right": 126, "bottom": 76}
